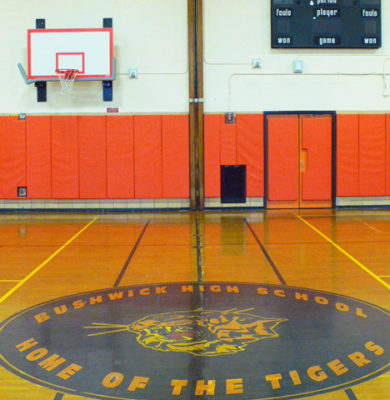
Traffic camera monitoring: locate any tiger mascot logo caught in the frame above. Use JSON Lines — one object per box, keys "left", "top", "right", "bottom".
{"left": 85, "top": 308, "right": 286, "bottom": 356}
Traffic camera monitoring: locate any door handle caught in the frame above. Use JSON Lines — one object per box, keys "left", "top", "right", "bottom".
{"left": 300, "top": 149, "right": 307, "bottom": 172}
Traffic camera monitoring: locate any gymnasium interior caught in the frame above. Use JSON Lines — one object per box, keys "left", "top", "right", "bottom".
{"left": 0, "top": 1, "right": 389, "bottom": 400}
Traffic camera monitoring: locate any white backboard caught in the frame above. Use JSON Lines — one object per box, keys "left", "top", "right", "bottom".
{"left": 27, "top": 28, "right": 113, "bottom": 80}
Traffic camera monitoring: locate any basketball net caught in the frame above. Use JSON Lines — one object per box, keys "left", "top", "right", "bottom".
{"left": 56, "top": 69, "right": 79, "bottom": 93}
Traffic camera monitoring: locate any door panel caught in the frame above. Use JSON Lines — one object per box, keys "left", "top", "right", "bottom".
{"left": 300, "top": 115, "right": 332, "bottom": 203}
{"left": 267, "top": 116, "right": 299, "bottom": 206}
{"left": 359, "top": 114, "right": 386, "bottom": 196}
{"left": 267, "top": 114, "right": 333, "bottom": 209}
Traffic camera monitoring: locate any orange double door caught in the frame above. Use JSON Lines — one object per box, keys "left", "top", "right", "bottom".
{"left": 266, "top": 114, "right": 333, "bottom": 209}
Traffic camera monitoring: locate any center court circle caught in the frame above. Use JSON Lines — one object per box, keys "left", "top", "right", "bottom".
{"left": 0, "top": 282, "right": 389, "bottom": 400}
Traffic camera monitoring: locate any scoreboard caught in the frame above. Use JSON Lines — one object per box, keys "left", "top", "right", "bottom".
{"left": 271, "top": 0, "right": 381, "bottom": 49}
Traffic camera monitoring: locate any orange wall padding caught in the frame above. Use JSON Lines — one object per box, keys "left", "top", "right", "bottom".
{"left": 387, "top": 115, "right": 390, "bottom": 195}
{"left": 0, "top": 115, "right": 189, "bottom": 201}
{"left": 204, "top": 114, "right": 221, "bottom": 197}
{"left": 336, "top": 115, "right": 359, "bottom": 197}
{"left": 237, "top": 114, "right": 263, "bottom": 197}
{"left": 220, "top": 118, "right": 237, "bottom": 165}
{"left": 26, "top": 116, "right": 51, "bottom": 198}
{"left": 2, "top": 113, "right": 390, "bottom": 203}
{"left": 78, "top": 116, "right": 107, "bottom": 199}
{"left": 0, "top": 117, "right": 26, "bottom": 199}
{"left": 134, "top": 115, "right": 162, "bottom": 198}
{"left": 162, "top": 115, "right": 189, "bottom": 198}
{"left": 51, "top": 116, "right": 79, "bottom": 199}
{"left": 301, "top": 115, "right": 332, "bottom": 201}
{"left": 204, "top": 114, "right": 263, "bottom": 198}
{"left": 267, "top": 116, "right": 299, "bottom": 201}
{"left": 359, "top": 114, "right": 386, "bottom": 196}
{"left": 106, "top": 116, "right": 135, "bottom": 198}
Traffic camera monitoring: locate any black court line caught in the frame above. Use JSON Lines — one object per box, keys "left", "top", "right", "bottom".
{"left": 194, "top": 217, "right": 206, "bottom": 312}
{"left": 113, "top": 220, "right": 150, "bottom": 287}
{"left": 244, "top": 218, "right": 287, "bottom": 286}
{"left": 245, "top": 220, "right": 359, "bottom": 400}
{"left": 345, "top": 388, "right": 359, "bottom": 400}
{"left": 51, "top": 222, "right": 150, "bottom": 400}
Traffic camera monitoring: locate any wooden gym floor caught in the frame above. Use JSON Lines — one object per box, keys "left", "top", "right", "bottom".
{"left": 0, "top": 209, "right": 388, "bottom": 400}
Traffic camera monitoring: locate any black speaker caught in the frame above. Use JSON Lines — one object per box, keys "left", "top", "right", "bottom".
{"left": 36, "top": 19, "right": 45, "bottom": 29}
{"left": 221, "top": 165, "right": 246, "bottom": 204}
{"left": 103, "top": 18, "right": 113, "bottom": 28}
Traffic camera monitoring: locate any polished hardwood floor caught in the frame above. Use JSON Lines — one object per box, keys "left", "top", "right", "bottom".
{"left": 0, "top": 209, "right": 389, "bottom": 400}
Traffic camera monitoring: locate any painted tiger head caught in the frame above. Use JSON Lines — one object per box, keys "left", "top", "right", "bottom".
{"left": 127, "top": 309, "right": 286, "bottom": 356}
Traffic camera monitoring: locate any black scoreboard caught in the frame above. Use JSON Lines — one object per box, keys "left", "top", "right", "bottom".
{"left": 271, "top": 0, "right": 381, "bottom": 49}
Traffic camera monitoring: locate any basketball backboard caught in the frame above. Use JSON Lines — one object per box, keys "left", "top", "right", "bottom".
{"left": 27, "top": 28, "right": 114, "bottom": 80}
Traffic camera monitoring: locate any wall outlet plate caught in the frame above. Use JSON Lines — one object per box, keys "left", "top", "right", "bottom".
{"left": 129, "top": 68, "right": 138, "bottom": 79}
{"left": 293, "top": 60, "right": 304, "bottom": 73}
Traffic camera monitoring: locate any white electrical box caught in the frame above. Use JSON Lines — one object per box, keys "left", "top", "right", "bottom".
{"left": 293, "top": 60, "right": 304, "bottom": 73}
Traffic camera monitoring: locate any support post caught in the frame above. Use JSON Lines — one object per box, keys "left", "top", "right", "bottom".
{"left": 35, "top": 19, "right": 47, "bottom": 102}
{"left": 188, "top": 0, "right": 204, "bottom": 210}
{"left": 102, "top": 18, "right": 113, "bottom": 101}
{"left": 102, "top": 81, "right": 113, "bottom": 101}
{"left": 35, "top": 82, "right": 47, "bottom": 102}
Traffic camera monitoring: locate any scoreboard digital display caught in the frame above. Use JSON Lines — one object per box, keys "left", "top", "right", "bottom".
{"left": 271, "top": 0, "right": 381, "bottom": 49}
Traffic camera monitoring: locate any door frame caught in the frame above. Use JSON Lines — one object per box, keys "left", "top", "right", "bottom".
{"left": 263, "top": 111, "right": 337, "bottom": 209}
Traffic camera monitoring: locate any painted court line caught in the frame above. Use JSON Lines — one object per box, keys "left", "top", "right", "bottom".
{"left": 345, "top": 388, "right": 358, "bottom": 400}
{"left": 296, "top": 215, "right": 390, "bottom": 291}
{"left": 113, "top": 220, "right": 150, "bottom": 287}
{"left": 0, "top": 217, "right": 99, "bottom": 304}
{"left": 361, "top": 220, "right": 382, "bottom": 233}
{"left": 244, "top": 218, "right": 287, "bottom": 286}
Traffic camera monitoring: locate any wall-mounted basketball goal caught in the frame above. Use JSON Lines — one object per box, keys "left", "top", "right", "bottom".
{"left": 18, "top": 19, "right": 116, "bottom": 102}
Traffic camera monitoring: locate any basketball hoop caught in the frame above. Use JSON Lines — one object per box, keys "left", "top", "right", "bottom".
{"left": 56, "top": 69, "right": 79, "bottom": 93}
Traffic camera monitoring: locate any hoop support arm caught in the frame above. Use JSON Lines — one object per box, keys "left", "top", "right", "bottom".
{"left": 18, "top": 58, "right": 117, "bottom": 84}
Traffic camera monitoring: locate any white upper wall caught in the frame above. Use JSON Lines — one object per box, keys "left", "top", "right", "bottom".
{"left": 0, "top": 0, "right": 188, "bottom": 114}
{"left": 1, "top": 0, "right": 389, "bottom": 114}
{"left": 204, "top": 0, "right": 390, "bottom": 113}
